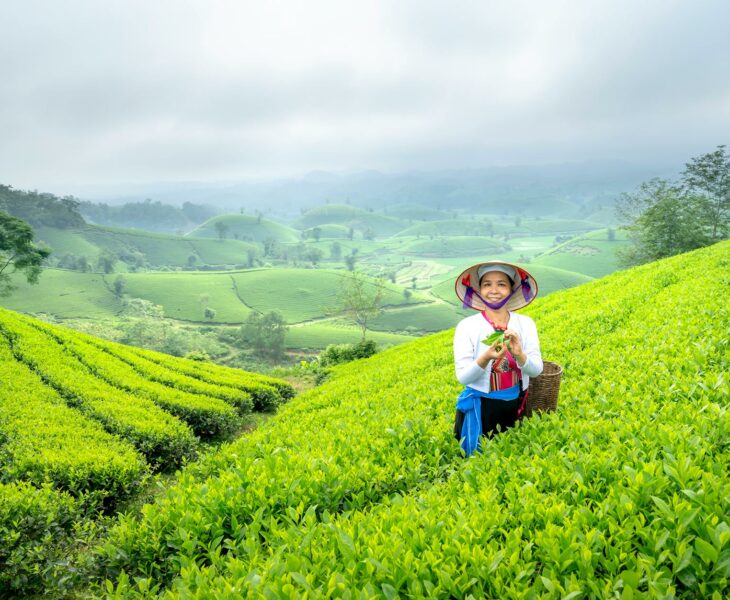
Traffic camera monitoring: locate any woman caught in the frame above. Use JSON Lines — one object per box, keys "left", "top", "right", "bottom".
{"left": 453, "top": 261, "right": 543, "bottom": 456}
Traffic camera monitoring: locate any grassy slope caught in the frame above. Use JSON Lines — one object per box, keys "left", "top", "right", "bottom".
{"left": 189, "top": 214, "right": 300, "bottom": 243}
{"left": 533, "top": 228, "right": 630, "bottom": 278}
{"left": 286, "top": 322, "right": 415, "bottom": 350}
{"left": 395, "top": 219, "right": 495, "bottom": 237}
{"left": 2, "top": 268, "right": 422, "bottom": 326}
{"left": 37, "top": 224, "right": 259, "bottom": 268}
{"left": 383, "top": 204, "right": 452, "bottom": 221}
{"left": 293, "top": 204, "right": 407, "bottom": 237}
{"left": 399, "top": 236, "right": 505, "bottom": 255}
{"left": 0, "top": 269, "right": 123, "bottom": 318}
{"left": 395, "top": 218, "right": 604, "bottom": 238}
{"left": 122, "top": 272, "right": 253, "bottom": 322}
{"left": 95, "top": 241, "right": 729, "bottom": 597}
{"left": 301, "top": 224, "right": 352, "bottom": 239}
{"left": 229, "top": 268, "right": 418, "bottom": 323}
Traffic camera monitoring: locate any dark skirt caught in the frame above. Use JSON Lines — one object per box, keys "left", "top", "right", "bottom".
{"left": 453, "top": 392, "right": 523, "bottom": 441}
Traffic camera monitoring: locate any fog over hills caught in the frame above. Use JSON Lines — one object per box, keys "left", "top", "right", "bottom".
{"left": 71, "top": 160, "right": 679, "bottom": 221}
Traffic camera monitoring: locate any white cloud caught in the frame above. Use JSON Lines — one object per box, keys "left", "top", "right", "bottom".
{"left": 0, "top": 0, "right": 728, "bottom": 190}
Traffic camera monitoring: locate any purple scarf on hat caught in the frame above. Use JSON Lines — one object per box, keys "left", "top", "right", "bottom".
{"left": 462, "top": 273, "right": 533, "bottom": 310}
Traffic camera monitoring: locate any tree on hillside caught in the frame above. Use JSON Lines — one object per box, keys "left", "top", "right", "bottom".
{"left": 344, "top": 254, "right": 357, "bottom": 271}
{"left": 113, "top": 275, "right": 126, "bottom": 297}
{"left": 332, "top": 271, "right": 384, "bottom": 341}
{"left": 0, "top": 185, "right": 85, "bottom": 229}
{"left": 75, "top": 255, "right": 91, "bottom": 272}
{"left": 330, "top": 241, "right": 342, "bottom": 260}
{"left": 246, "top": 247, "right": 258, "bottom": 268}
{"left": 97, "top": 251, "right": 117, "bottom": 274}
{"left": 263, "top": 237, "right": 278, "bottom": 257}
{"left": 214, "top": 221, "right": 229, "bottom": 240}
{"left": 238, "top": 311, "right": 288, "bottom": 359}
{"left": 616, "top": 146, "right": 729, "bottom": 266}
{"left": 681, "top": 144, "right": 729, "bottom": 242}
{"left": 304, "top": 247, "right": 324, "bottom": 267}
{"left": 616, "top": 178, "right": 708, "bottom": 266}
{"left": 0, "top": 211, "right": 51, "bottom": 296}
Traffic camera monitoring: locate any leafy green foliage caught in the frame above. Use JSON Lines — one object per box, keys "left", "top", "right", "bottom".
{"left": 0, "top": 184, "right": 85, "bottom": 229}
{"left": 30, "top": 321, "right": 243, "bottom": 438}
{"left": 0, "top": 211, "right": 51, "bottom": 297}
{"left": 618, "top": 147, "right": 730, "bottom": 266}
{"left": 0, "top": 341, "right": 147, "bottom": 501}
{"left": 318, "top": 339, "right": 378, "bottom": 366}
{"left": 331, "top": 271, "right": 384, "bottom": 341}
{"left": 0, "top": 311, "right": 198, "bottom": 470}
{"left": 616, "top": 178, "right": 711, "bottom": 266}
{"left": 682, "top": 145, "right": 729, "bottom": 242}
{"left": 123, "top": 345, "right": 293, "bottom": 411}
{"left": 239, "top": 311, "right": 289, "bottom": 361}
{"left": 94, "top": 241, "right": 728, "bottom": 598}
{"left": 0, "top": 482, "right": 83, "bottom": 595}
{"left": 0, "top": 307, "right": 295, "bottom": 596}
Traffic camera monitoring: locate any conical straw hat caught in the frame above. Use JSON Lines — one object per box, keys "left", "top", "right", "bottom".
{"left": 454, "top": 260, "right": 538, "bottom": 312}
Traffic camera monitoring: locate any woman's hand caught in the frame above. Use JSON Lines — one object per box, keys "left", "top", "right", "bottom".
{"left": 476, "top": 339, "right": 507, "bottom": 368}
{"left": 504, "top": 329, "right": 526, "bottom": 365}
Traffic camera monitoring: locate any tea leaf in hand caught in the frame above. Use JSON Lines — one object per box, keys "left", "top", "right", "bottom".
{"left": 482, "top": 331, "right": 505, "bottom": 346}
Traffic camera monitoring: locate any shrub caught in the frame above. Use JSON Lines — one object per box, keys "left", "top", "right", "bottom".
{"left": 319, "top": 339, "right": 378, "bottom": 366}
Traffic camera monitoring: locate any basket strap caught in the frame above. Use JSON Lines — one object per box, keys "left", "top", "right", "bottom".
{"left": 516, "top": 387, "right": 529, "bottom": 419}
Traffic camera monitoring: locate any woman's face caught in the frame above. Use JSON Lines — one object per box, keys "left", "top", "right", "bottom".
{"left": 479, "top": 271, "right": 513, "bottom": 304}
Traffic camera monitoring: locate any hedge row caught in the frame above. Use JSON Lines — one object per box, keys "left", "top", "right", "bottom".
{"left": 0, "top": 311, "right": 198, "bottom": 470}
{"left": 27, "top": 320, "right": 244, "bottom": 438}
{"left": 127, "top": 346, "right": 295, "bottom": 411}
{"left": 0, "top": 341, "right": 147, "bottom": 501}
{"left": 87, "top": 340, "right": 254, "bottom": 411}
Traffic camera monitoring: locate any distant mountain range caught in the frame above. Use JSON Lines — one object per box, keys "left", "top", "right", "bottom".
{"left": 70, "top": 161, "right": 679, "bottom": 221}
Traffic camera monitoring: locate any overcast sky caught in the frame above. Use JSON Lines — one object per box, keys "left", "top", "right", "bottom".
{"left": 1, "top": 0, "right": 728, "bottom": 194}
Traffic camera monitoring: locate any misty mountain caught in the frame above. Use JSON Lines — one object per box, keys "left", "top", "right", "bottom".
{"left": 75, "top": 161, "right": 678, "bottom": 223}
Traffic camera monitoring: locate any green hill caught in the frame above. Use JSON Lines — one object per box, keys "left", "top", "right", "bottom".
{"left": 400, "top": 235, "right": 507, "bottom": 256}
{"left": 395, "top": 218, "right": 605, "bottom": 239}
{"left": 301, "top": 223, "right": 352, "bottom": 239}
{"left": 189, "top": 214, "right": 300, "bottom": 244}
{"left": 293, "top": 204, "right": 366, "bottom": 228}
{"left": 89, "top": 240, "right": 728, "bottom": 598}
{"left": 294, "top": 204, "right": 406, "bottom": 237}
{"left": 395, "top": 219, "right": 494, "bottom": 237}
{"left": 520, "top": 218, "right": 605, "bottom": 234}
{"left": 1, "top": 267, "right": 426, "bottom": 327}
{"left": 533, "top": 227, "right": 630, "bottom": 278}
{"left": 35, "top": 224, "right": 259, "bottom": 269}
{"left": 383, "top": 203, "right": 453, "bottom": 221}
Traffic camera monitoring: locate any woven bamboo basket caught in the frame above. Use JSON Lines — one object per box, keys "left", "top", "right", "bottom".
{"left": 524, "top": 360, "right": 562, "bottom": 417}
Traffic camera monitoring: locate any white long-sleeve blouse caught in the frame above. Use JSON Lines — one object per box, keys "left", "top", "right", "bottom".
{"left": 453, "top": 311, "right": 543, "bottom": 394}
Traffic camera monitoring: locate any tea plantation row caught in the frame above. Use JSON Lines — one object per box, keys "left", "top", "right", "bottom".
{"left": 0, "top": 309, "right": 294, "bottom": 592}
